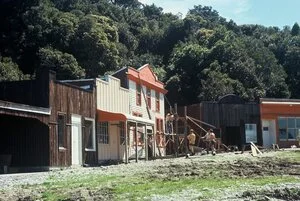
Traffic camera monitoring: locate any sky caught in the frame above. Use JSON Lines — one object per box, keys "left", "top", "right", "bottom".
{"left": 139, "top": 0, "right": 300, "bottom": 28}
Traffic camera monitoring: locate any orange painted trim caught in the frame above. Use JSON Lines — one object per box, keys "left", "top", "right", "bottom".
{"left": 127, "top": 74, "right": 168, "bottom": 94}
{"left": 97, "top": 109, "right": 127, "bottom": 122}
{"left": 260, "top": 103, "right": 300, "bottom": 119}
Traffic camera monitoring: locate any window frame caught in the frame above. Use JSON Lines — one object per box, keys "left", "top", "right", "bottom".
{"left": 97, "top": 122, "right": 109, "bottom": 144}
{"left": 146, "top": 88, "right": 151, "bottom": 109}
{"left": 57, "top": 113, "right": 66, "bottom": 150}
{"left": 278, "top": 117, "right": 299, "bottom": 141}
{"left": 155, "top": 91, "right": 160, "bottom": 112}
{"left": 136, "top": 84, "right": 142, "bottom": 106}
{"left": 84, "top": 118, "right": 96, "bottom": 151}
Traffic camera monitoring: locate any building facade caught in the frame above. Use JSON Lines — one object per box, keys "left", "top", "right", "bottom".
{"left": 66, "top": 64, "right": 167, "bottom": 163}
{"left": 113, "top": 64, "right": 168, "bottom": 157}
{"left": 0, "top": 70, "right": 97, "bottom": 172}
{"left": 260, "top": 98, "right": 300, "bottom": 148}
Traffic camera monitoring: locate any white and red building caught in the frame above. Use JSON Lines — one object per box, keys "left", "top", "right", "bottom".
{"left": 65, "top": 64, "right": 167, "bottom": 163}
{"left": 113, "top": 64, "right": 168, "bottom": 159}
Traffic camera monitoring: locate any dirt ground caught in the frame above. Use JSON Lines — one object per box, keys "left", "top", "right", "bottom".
{"left": 0, "top": 149, "right": 299, "bottom": 201}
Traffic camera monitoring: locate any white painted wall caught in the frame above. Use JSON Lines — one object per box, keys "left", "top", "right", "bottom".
{"left": 128, "top": 80, "right": 165, "bottom": 126}
{"left": 97, "top": 121, "right": 121, "bottom": 161}
{"left": 96, "top": 76, "right": 129, "bottom": 114}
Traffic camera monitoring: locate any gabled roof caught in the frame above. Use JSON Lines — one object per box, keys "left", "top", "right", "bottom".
{"left": 127, "top": 64, "right": 167, "bottom": 94}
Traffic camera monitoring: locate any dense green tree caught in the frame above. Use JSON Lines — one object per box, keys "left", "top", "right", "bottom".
{"left": 38, "top": 47, "right": 85, "bottom": 79}
{"left": 0, "top": 56, "right": 28, "bottom": 81}
{"left": 71, "top": 14, "right": 120, "bottom": 77}
{"left": 0, "top": 0, "right": 299, "bottom": 105}
{"left": 291, "top": 22, "right": 300, "bottom": 36}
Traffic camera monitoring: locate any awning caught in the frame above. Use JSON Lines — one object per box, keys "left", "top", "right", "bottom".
{"left": 0, "top": 100, "right": 51, "bottom": 115}
{"left": 97, "top": 109, "right": 154, "bottom": 125}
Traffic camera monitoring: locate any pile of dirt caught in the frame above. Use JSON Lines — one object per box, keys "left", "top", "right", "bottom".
{"left": 142, "top": 156, "right": 300, "bottom": 181}
{"left": 241, "top": 187, "right": 300, "bottom": 200}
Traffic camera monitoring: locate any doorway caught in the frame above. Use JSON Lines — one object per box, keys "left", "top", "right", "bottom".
{"left": 262, "top": 120, "right": 276, "bottom": 148}
{"left": 71, "top": 115, "right": 82, "bottom": 166}
{"left": 223, "top": 126, "right": 241, "bottom": 147}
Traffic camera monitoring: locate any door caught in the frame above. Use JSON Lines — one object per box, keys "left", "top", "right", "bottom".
{"left": 71, "top": 115, "right": 82, "bottom": 165}
{"left": 262, "top": 120, "right": 276, "bottom": 148}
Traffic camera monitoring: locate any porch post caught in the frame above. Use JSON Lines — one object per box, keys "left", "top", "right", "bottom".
{"left": 135, "top": 122, "right": 138, "bottom": 163}
{"left": 145, "top": 123, "right": 148, "bottom": 161}
{"left": 125, "top": 120, "right": 128, "bottom": 164}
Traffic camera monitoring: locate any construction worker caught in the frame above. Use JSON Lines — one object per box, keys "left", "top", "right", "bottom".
{"left": 201, "top": 129, "right": 216, "bottom": 155}
{"left": 187, "top": 129, "right": 196, "bottom": 156}
{"left": 165, "top": 113, "right": 174, "bottom": 134}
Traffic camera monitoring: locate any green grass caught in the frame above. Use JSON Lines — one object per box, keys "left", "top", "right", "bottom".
{"left": 37, "top": 170, "right": 300, "bottom": 200}
{"left": 112, "top": 175, "right": 300, "bottom": 200}
{"left": 40, "top": 175, "right": 120, "bottom": 201}
{"left": 28, "top": 150, "right": 300, "bottom": 200}
{"left": 276, "top": 150, "right": 300, "bottom": 162}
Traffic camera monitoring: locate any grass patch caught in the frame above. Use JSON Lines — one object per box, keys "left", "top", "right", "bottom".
{"left": 40, "top": 174, "right": 120, "bottom": 201}
{"left": 276, "top": 150, "right": 300, "bottom": 163}
{"left": 113, "top": 175, "right": 300, "bottom": 200}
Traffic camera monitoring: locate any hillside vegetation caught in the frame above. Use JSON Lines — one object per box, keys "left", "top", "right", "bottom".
{"left": 1, "top": 0, "right": 300, "bottom": 105}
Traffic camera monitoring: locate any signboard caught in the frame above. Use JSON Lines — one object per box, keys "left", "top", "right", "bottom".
{"left": 245, "top": 124, "right": 257, "bottom": 143}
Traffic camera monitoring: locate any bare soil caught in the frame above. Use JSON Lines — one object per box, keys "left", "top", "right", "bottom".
{"left": 0, "top": 149, "right": 299, "bottom": 201}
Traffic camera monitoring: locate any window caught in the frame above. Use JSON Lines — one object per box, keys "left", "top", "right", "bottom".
{"left": 245, "top": 123, "right": 257, "bottom": 143}
{"left": 278, "top": 117, "right": 299, "bottom": 141}
{"left": 57, "top": 114, "right": 66, "bottom": 148}
{"left": 84, "top": 118, "right": 96, "bottom": 151}
{"left": 97, "top": 122, "right": 109, "bottom": 144}
{"left": 155, "top": 91, "right": 160, "bottom": 112}
{"left": 136, "top": 84, "right": 141, "bottom": 106}
{"left": 120, "top": 122, "right": 125, "bottom": 145}
{"left": 147, "top": 88, "right": 151, "bottom": 109}
{"left": 156, "top": 118, "right": 163, "bottom": 132}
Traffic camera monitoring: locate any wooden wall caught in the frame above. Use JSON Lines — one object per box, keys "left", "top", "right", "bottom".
{"left": 0, "top": 70, "right": 50, "bottom": 108}
{"left": 49, "top": 79, "right": 97, "bottom": 166}
{"left": 176, "top": 95, "right": 261, "bottom": 148}
{"left": 0, "top": 70, "right": 97, "bottom": 169}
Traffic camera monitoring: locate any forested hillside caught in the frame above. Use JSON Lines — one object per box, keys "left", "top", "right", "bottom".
{"left": 1, "top": 0, "right": 300, "bottom": 105}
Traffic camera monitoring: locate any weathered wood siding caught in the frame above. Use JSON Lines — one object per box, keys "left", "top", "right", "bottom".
{"left": 49, "top": 79, "right": 96, "bottom": 166}
{"left": 177, "top": 96, "right": 261, "bottom": 147}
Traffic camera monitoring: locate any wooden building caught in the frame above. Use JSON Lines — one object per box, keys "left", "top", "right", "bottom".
{"left": 260, "top": 98, "right": 300, "bottom": 148}
{"left": 0, "top": 70, "right": 97, "bottom": 172}
{"left": 176, "top": 94, "right": 262, "bottom": 149}
{"left": 65, "top": 64, "right": 168, "bottom": 163}
{"left": 112, "top": 64, "right": 168, "bottom": 157}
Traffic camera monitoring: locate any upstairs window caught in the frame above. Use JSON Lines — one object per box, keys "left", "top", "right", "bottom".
{"left": 57, "top": 114, "right": 66, "bottom": 148}
{"left": 155, "top": 91, "right": 160, "bottom": 112}
{"left": 147, "top": 88, "right": 151, "bottom": 109}
{"left": 136, "top": 84, "right": 141, "bottom": 106}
